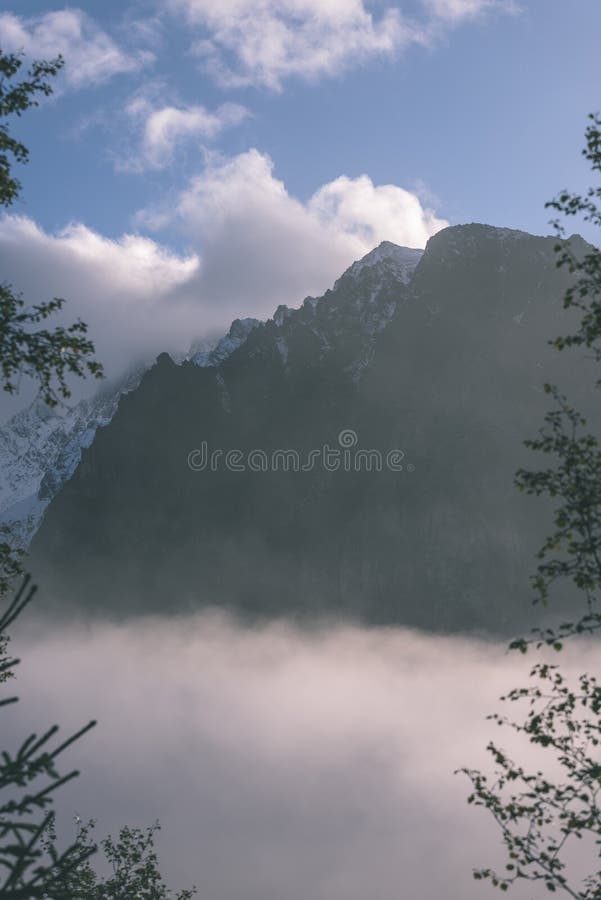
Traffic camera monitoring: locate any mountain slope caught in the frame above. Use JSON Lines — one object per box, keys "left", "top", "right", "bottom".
{"left": 27, "top": 226, "right": 595, "bottom": 633}
{"left": 4, "top": 241, "right": 415, "bottom": 552}
{"left": 0, "top": 367, "right": 146, "bottom": 548}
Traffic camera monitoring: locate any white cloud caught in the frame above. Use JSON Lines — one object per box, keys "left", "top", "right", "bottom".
{"left": 0, "top": 9, "right": 152, "bottom": 88}
{"left": 163, "top": 0, "right": 517, "bottom": 90}
{"left": 139, "top": 148, "right": 446, "bottom": 314}
{"left": 0, "top": 151, "right": 445, "bottom": 418}
{"left": 0, "top": 215, "right": 199, "bottom": 385}
{"left": 6, "top": 615, "right": 597, "bottom": 899}
{"left": 0, "top": 2, "right": 517, "bottom": 96}
{"left": 421, "top": 0, "right": 519, "bottom": 23}
{"left": 310, "top": 173, "right": 447, "bottom": 249}
{"left": 166, "top": 0, "right": 417, "bottom": 90}
{"left": 121, "top": 96, "right": 250, "bottom": 171}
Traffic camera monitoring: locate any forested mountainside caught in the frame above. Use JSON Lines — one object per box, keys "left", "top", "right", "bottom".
{"left": 27, "top": 225, "right": 596, "bottom": 633}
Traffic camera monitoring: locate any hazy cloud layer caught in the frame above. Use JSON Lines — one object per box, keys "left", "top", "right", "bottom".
{"left": 0, "top": 9, "right": 152, "bottom": 88}
{"left": 6, "top": 615, "right": 597, "bottom": 900}
{"left": 0, "top": 153, "right": 446, "bottom": 419}
{"left": 163, "top": 0, "right": 517, "bottom": 90}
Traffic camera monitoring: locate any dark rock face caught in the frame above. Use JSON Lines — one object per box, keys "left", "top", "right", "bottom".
{"left": 28, "top": 225, "right": 598, "bottom": 634}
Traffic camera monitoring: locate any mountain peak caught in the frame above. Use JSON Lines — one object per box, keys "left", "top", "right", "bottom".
{"left": 424, "top": 223, "right": 539, "bottom": 256}
{"left": 342, "top": 241, "right": 423, "bottom": 285}
{"left": 156, "top": 351, "right": 175, "bottom": 368}
{"left": 191, "top": 317, "right": 261, "bottom": 368}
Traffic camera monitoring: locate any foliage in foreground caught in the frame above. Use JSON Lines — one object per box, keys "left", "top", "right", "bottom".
{"left": 0, "top": 581, "right": 197, "bottom": 898}
{"left": 460, "top": 114, "right": 601, "bottom": 898}
{"left": 0, "top": 48, "right": 103, "bottom": 599}
{"left": 43, "top": 818, "right": 196, "bottom": 900}
{"left": 0, "top": 49, "right": 103, "bottom": 410}
{"left": 0, "top": 48, "right": 192, "bottom": 898}
{"left": 0, "top": 578, "right": 97, "bottom": 898}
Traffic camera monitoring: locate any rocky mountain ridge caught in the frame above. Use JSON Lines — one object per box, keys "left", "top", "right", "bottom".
{"left": 25, "top": 222, "right": 598, "bottom": 633}
{"left": 1, "top": 239, "right": 422, "bottom": 549}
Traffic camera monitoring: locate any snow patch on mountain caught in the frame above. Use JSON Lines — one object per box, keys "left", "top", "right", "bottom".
{"left": 191, "top": 318, "right": 260, "bottom": 367}
{"left": 341, "top": 241, "right": 423, "bottom": 285}
{"left": 0, "top": 316, "right": 265, "bottom": 548}
{"left": 0, "top": 367, "right": 145, "bottom": 548}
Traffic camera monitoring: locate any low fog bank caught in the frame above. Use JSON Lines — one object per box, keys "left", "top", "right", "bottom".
{"left": 4, "top": 614, "right": 599, "bottom": 900}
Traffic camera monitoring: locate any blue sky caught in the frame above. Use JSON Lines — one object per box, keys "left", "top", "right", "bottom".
{"left": 0, "top": 0, "right": 600, "bottom": 413}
